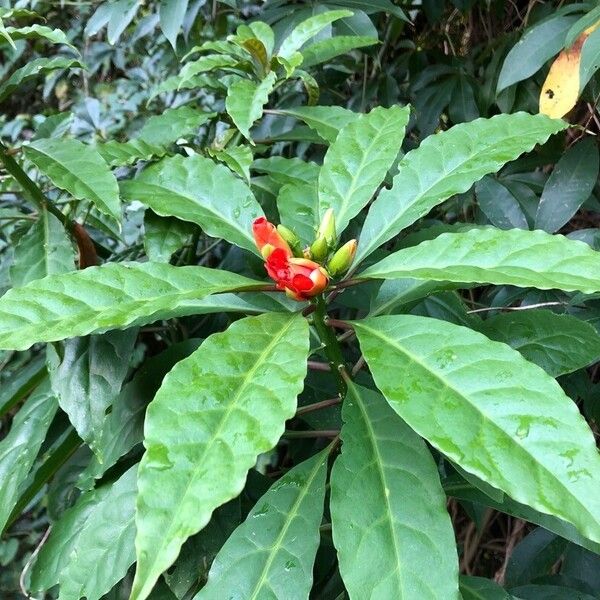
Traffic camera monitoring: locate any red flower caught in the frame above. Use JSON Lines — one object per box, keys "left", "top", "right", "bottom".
{"left": 265, "top": 248, "right": 329, "bottom": 300}
{"left": 252, "top": 217, "right": 292, "bottom": 259}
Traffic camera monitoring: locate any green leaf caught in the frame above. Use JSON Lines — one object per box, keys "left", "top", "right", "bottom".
{"left": 277, "top": 10, "right": 353, "bottom": 61}
{"left": 0, "top": 381, "right": 58, "bottom": 533}
{"left": 107, "top": 0, "right": 141, "bottom": 44}
{"left": 497, "top": 15, "right": 578, "bottom": 92}
{"left": 580, "top": 27, "right": 600, "bottom": 90}
{"left": 226, "top": 72, "right": 277, "bottom": 141}
{"left": 10, "top": 209, "right": 75, "bottom": 287}
{"left": 354, "top": 315, "right": 600, "bottom": 545}
{"left": 120, "top": 154, "right": 263, "bottom": 254}
{"left": 158, "top": 0, "right": 189, "bottom": 48}
{"left": 38, "top": 466, "right": 138, "bottom": 600}
{"left": 47, "top": 329, "right": 137, "bottom": 459}
{"left": 301, "top": 35, "right": 377, "bottom": 68}
{"left": 475, "top": 176, "right": 528, "bottom": 230}
{"left": 354, "top": 113, "right": 568, "bottom": 267}
{"left": 95, "top": 138, "right": 168, "bottom": 167}
{"left": 0, "top": 261, "right": 263, "bottom": 350}
{"left": 252, "top": 156, "right": 320, "bottom": 185}
{"left": 138, "top": 106, "right": 215, "bottom": 146}
{"left": 197, "top": 448, "right": 329, "bottom": 599}
{"left": 535, "top": 137, "right": 599, "bottom": 233}
{"left": 31, "top": 481, "right": 112, "bottom": 592}
{"left": 330, "top": 382, "right": 459, "bottom": 599}
{"left": 318, "top": 105, "right": 409, "bottom": 234}
{"left": 4, "top": 24, "right": 77, "bottom": 50}
{"left": 0, "top": 355, "right": 45, "bottom": 419}
{"left": 211, "top": 145, "right": 253, "bottom": 182}
{"left": 277, "top": 182, "right": 318, "bottom": 244}
{"left": 177, "top": 54, "right": 241, "bottom": 86}
{"left": 144, "top": 212, "right": 194, "bottom": 262}
{"left": 24, "top": 138, "right": 121, "bottom": 223}
{"left": 329, "top": 0, "right": 409, "bottom": 21}
{"left": 360, "top": 227, "right": 600, "bottom": 293}
{"left": 271, "top": 105, "right": 359, "bottom": 143}
{"left": 0, "top": 57, "right": 85, "bottom": 103}
{"left": 131, "top": 312, "right": 310, "bottom": 600}
{"left": 479, "top": 310, "right": 600, "bottom": 377}
{"left": 460, "top": 576, "right": 511, "bottom": 600}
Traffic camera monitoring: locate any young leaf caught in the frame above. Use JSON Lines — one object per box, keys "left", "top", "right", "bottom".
{"left": 480, "top": 310, "right": 600, "bottom": 377}
{"left": 131, "top": 312, "right": 310, "bottom": 600}
{"left": 330, "top": 382, "right": 459, "bottom": 599}
{"left": 0, "top": 381, "right": 58, "bottom": 533}
{"left": 277, "top": 10, "right": 352, "bottom": 61}
{"left": 47, "top": 329, "right": 137, "bottom": 459}
{"left": 360, "top": 228, "right": 600, "bottom": 294}
{"left": 272, "top": 106, "right": 359, "bottom": 143}
{"left": 24, "top": 138, "right": 121, "bottom": 223}
{"left": 301, "top": 35, "right": 378, "bottom": 68}
{"left": 120, "top": 154, "right": 263, "bottom": 254}
{"left": 535, "top": 137, "right": 599, "bottom": 233}
{"left": 0, "top": 262, "right": 263, "bottom": 350}
{"left": 354, "top": 113, "right": 567, "bottom": 266}
{"left": 10, "top": 209, "right": 75, "bottom": 287}
{"left": 144, "top": 212, "right": 194, "bottom": 262}
{"left": 197, "top": 448, "right": 329, "bottom": 599}
{"left": 137, "top": 106, "right": 214, "bottom": 146}
{"left": 225, "top": 72, "right": 277, "bottom": 141}
{"left": 0, "top": 57, "right": 85, "bottom": 103}
{"left": 354, "top": 315, "right": 600, "bottom": 545}
{"left": 317, "top": 105, "right": 409, "bottom": 235}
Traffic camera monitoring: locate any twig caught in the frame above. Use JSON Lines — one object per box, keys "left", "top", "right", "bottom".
{"left": 295, "top": 397, "right": 341, "bottom": 416}
{"left": 20, "top": 526, "right": 52, "bottom": 600}
{"left": 351, "top": 356, "right": 366, "bottom": 377}
{"left": 326, "top": 318, "right": 353, "bottom": 330}
{"left": 308, "top": 360, "right": 331, "bottom": 372}
{"left": 494, "top": 518, "right": 526, "bottom": 584}
{"left": 283, "top": 429, "right": 339, "bottom": 439}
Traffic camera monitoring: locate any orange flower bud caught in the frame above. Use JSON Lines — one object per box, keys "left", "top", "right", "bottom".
{"left": 252, "top": 217, "right": 292, "bottom": 259}
{"left": 264, "top": 249, "right": 329, "bottom": 301}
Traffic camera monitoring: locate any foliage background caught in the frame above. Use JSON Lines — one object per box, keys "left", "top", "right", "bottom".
{"left": 2, "top": 1, "right": 600, "bottom": 599}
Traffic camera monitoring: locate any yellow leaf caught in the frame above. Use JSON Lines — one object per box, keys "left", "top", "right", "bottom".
{"left": 539, "top": 19, "right": 600, "bottom": 118}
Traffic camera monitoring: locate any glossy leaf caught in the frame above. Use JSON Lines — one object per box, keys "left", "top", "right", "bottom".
{"left": 10, "top": 209, "right": 75, "bottom": 287}
{"left": 277, "top": 10, "right": 352, "bottom": 61}
{"left": 226, "top": 72, "right": 277, "bottom": 141}
{"left": 131, "top": 312, "right": 310, "bottom": 600}
{"left": 580, "top": 27, "right": 600, "bottom": 90}
{"left": 301, "top": 35, "right": 378, "bottom": 68}
{"left": 197, "top": 448, "right": 328, "bottom": 599}
{"left": 330, "top": 382, "right": 459, "bottom": 599}
{"left": 107, "top": 0, "right": 141, "bottom": 44}
{"left": 497, "top": 15, "right": 577, "bottom": 92}
{"left": 355, "top": 113, "right": 567, "bottom": 266}
{"left": 252, "top": 156, "right": 319, "bottom": 185}
{"left": 0, "top": 261, "right": 263, "bottom": 350}
{"left": 95, "top": 138, "right": 168, "bottom": 167}
{"left": 272, "top": 106, "right": 359, "bottom": 143}
{"left": 211, "top": 145, "right": 253, "bottom": 182}
{"left": 0, "top": 381, "right": 57, "bottom": 533}
{"left": 480, "top": 310, "right": 600, "bottom": 377}
{"left": 277, "top": 182, "right": 318, "bottom": 244}
{"left": 460, "top": 576, "right": 511, "bottom": 600}
{"left": 535, "top": 137, "right": 599, "bottom": 233}
{"left": 0, "top": 57, "right": 85, "bottom": 103}
{"left": 144, "top": 212, "right": 194, "bottom": 262}
{"left": 36, "top": 466, "right": 138, "bottom": 600}
{"left": 360, "top": 227, "right": 600, "bottom": 294}
{"left": 137, "top": 106, "right": 214, "bottom": 146}
{"left": 318, "top": 105, "right": 409, "bottom": 234}
{"left": 24, "top": 138, "right": 121, "bottom": 222}
{"left": 475, "top": 176, "right": 528, "bottom": 230}
{"left": 354, "top": 315, "right": 600, "bottom": 545}
{"left": 47, "top": 329, "right": 137, "bottom": 458}
{"left": 120, "top": 154, "right": 263, "bottom": 254}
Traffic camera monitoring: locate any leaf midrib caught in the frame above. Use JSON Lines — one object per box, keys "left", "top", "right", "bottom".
{"left": 136, "top": 315, "right": 300, "bottom": 597}
{"left": 248, "top": 452, "right": 325, "bottom": 600}
{"left": 357, "top": 322, "right": 599, "bottom": 535}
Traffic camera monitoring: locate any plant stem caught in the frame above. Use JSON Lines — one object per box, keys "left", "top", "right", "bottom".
{"left": 295, "top": 397, "right": 342, "bottom": 416}
{"left": 311, "top": 295, "right": 347, "bottom": 396}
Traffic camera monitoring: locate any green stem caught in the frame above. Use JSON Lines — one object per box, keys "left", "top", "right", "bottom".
{"left": 312, "top": 295, "right": 347, "bottom": 396}
{"left": 0, "top": 142, "right": 71, "bottom": 231}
